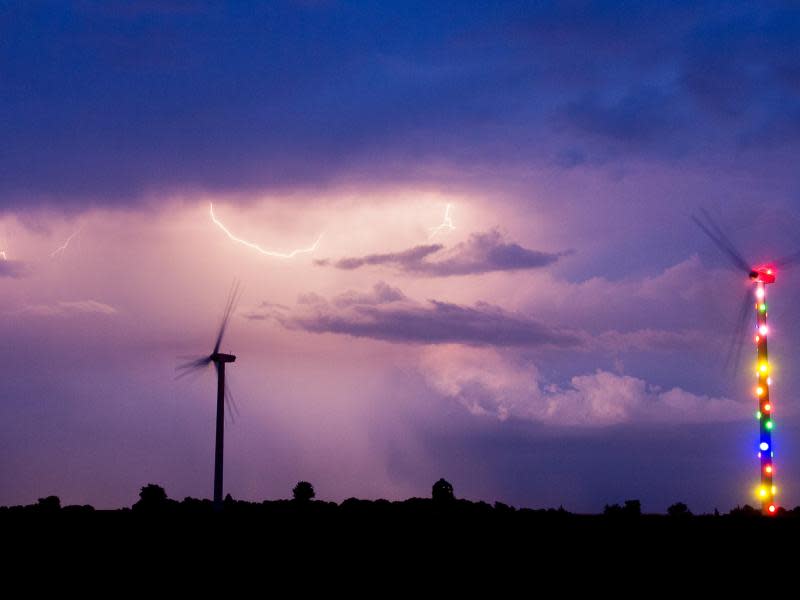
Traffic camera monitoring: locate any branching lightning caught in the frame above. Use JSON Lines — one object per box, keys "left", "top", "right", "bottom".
{"left": 209, "top": 203, "right": 322, "bottom": 258}
{"left": 50, "top": 227, "right": 82, "bottom": 258}
{"left": 429, "top": 204, "right": 455, "bottom": 239}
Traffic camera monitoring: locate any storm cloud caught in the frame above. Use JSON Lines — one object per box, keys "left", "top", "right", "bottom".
{"left": 317, "top": 230, "right": 568, "bottom": 277}
{"left": 2, "top": 2, "right": 799, "bottom": 209}
{"left": 248, "top": 282, "right": 581, "bottom": 348}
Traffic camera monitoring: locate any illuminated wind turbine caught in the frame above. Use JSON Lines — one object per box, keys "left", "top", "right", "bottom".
{"left": 178, "top": 284, "right": 241, "bottom": 510}
{"left": 694, "top": 210, "right": 800, "bottom": 515}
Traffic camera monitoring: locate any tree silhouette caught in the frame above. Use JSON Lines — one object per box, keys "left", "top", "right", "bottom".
{"left": 667, "top": 502, "right": 692, "bottom": 517}
{"left": 432, "top": 478, "right": 455, "bottom": 503}
{"left": 623, "top": 499, "right": 641, "bottom": 516}
{"left": 36, "top": 496, "right": 61, "bottom": 512}
{"left": 133, "top": 483, "right": 169, "bottom": 512}
{"left": 292, "top": 481, "right": 315, "bottom": 502}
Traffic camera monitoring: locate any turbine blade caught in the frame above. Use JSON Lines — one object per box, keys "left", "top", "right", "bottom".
{"left": 724, "top": 288, "right": 755, "bottom": 375}
{"left": 773, "top": 249, "right": 800, "bottom": 270}
{"left": 213, "top": 281, "right": 242, "bottom": 355}
{"left": 224, "top": 380, "right": 240, "bottom": 425}
{"left": 176, "top": 355, "right": 213, "bottom": 379}
{"left": 692, "top": 209, "right": 751, "bottom": 273}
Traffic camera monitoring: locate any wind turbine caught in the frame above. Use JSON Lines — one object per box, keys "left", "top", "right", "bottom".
{"left": 178, "top": 284, "right": 241, "bottom": 510}
{"left": 694, "top": 210, "right": 800, "bottom": 515}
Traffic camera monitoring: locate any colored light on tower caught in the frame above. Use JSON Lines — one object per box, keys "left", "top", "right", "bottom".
{"left": 760, "top": 303, "right": 767, "bottom": 312}
{"left": 764, "top": 403, "right": 771, "bottom": 412}
{"left": 768, "top": 505, "right": 776, "bottom": 514}
{"left": 760, "top": 442, "right": 770, "bottom": 451}
{"left": 765, "top": 420, "right": 774, "bottom": 430}
{"left": 759, "top": 325, "right": 769, "bottom": 336}
{"left": 756, "top": 287, "right": 765, "bottom": 299}
{"left": 756, "top": 386, "right": 764, "bottom": 396}
{"left": 759, "top": 362, "right": 769, "bottom": 374}
{"left": 765, "top": 465, "right": 773, "bottom": 474}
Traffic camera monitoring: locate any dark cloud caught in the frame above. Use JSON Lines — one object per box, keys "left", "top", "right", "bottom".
{"left": 1, "top": 2, "right": 798, "bottom": 208}
{"left": 249, "top": 282, "right": 581, "bottom": 348}
{"left": 331, "top": 281, "right": 407, "bottom": 308}
{"left": 318, "top": 230, "right": 568, "bottom": 277}
{"left": 0, "top": 260, "right": 28, "bottom": 278}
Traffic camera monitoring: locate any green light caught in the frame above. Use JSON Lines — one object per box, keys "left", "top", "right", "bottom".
{"left": 760, "top": 303, "right": 767, "bottom": 313}
{"left": 756, "top": 411, "right": 762, "bottom": 420}
{"left": 766, "top": 420, "right": 774, "bottom": 430}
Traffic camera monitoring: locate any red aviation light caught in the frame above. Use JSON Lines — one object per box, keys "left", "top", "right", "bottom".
{"left": 768, "top": 504, "right": 777, "bottom": 514}
{"left": 750, "top": 267, "right": 776, "bottom": 284}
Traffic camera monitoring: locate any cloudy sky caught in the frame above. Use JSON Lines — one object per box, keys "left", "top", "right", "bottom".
{"left": 2, "top": 1, "right": 800, "bottom": 512}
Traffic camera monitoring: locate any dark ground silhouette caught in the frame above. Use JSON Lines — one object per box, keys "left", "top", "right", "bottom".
{"left": 3, "top": 479, "right": 798, "bottom": 577}
{"left": 3, "top": 479, "right": 798, "bottom": 521}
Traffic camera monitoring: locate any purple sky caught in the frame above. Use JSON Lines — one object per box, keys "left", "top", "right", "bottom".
{"left": 2, "top": 1, "right": 800, "bottom": 512}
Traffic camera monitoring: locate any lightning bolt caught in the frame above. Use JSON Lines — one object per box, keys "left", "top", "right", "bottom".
{"left": 50, "top": 227, "right": 82, "bottom": 258}
{"left": 429, "top": 204, "right": 455, "bottom": 239}
{"left": 0, "top": 251, "right": 7, "bottom": 261}
{"left": 209, "top": 203, "right": 322, "bottom": 258}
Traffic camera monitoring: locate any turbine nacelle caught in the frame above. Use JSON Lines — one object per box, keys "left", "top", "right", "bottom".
{"left": 749, "top": 267, "right": 776, "bottom": 285}
{"left": 212, "top": 352, "right": 236, "bottom": 364}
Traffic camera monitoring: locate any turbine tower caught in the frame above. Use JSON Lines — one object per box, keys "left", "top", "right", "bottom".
{"left": 179, "top": 284, "right": 240, "bottom": 510}
{"left": 693, "top": 211, "right": 799, "bottom": 515}
{"left": 750, "top": 266, "right": 776, "bottom": 514}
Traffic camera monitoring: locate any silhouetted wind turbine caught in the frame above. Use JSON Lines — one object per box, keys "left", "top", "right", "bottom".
{"left": 178, "top": 284, "right": 241, "bottom": 510}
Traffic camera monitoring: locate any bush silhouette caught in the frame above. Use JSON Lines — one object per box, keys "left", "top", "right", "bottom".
{"left": 432, "top": 478, "right": 455, "bottom": 503}
{"left": 604, "top": 500, "right": 641, "bottom": 517}
{"left": 292, "top": 481, "right": 315, "bottom": 502}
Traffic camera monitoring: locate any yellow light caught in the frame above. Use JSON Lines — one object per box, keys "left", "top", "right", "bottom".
{"left": 760, "top": 363, "right": 769, "bottom": 374}
{"left": 758, "top": 487, "right": 768, "bottom": 498}
{"left": 772, "top": 486, "right": 777, "bottom": 495}
{"left": 757, "top": 386, "right": 764, "bottom": 396}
